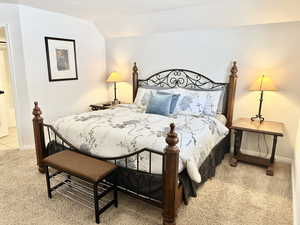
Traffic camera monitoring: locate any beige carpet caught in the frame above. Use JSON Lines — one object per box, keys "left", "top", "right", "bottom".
{"left": 0, "top": 149, "right": 293, "bottom": 225}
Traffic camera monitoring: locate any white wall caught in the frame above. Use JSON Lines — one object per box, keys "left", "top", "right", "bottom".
{"left": 18, "top": 5, "right": 108, "bottom": 146}
{"left": 0, "top": 3, "right": 31, "bottom": 148}
{"left": 294, "top": 120, "right": 300, "bottom": 225}
{"left": 0, "top": 4, "right": 108, "bottom": 149}
{"left": 106, "top": 21, "right": 300, "bottom": 159}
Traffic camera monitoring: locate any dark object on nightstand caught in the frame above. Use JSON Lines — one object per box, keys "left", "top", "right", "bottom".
{"left": 0, "top": 90, "right": 4, "bottom": 95}
{"left": 230, "top": 118, "right": 284, "bottom": 176}
{"left": 89, "top": 103, "right": 112, "bottom": 111}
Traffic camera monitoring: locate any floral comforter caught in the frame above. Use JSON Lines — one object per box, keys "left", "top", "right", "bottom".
{"left": 52, "top": 104, "right": 228, "bottom": 183}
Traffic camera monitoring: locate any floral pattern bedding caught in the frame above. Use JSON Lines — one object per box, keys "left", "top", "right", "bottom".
{"left": 52, "top": 104, "right": 229, "bottom": 183}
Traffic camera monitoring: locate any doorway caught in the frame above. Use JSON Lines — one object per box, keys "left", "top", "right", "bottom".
{"left": 0, "top": 26, "right": 19, "bottom": 150}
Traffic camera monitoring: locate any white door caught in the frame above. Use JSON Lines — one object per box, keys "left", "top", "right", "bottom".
{"left": 0, "top": 48, "right": 9, "bottom": 138}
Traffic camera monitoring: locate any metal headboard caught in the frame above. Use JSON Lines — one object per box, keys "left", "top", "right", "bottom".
{"left": 132, "top": 62, "right": 239, "bottom": 127}
{"left": 137, "top": 69, "right": 227, "bottom": 91}
{"left": 133, "top": 66, "right": 229, "bottom": 115}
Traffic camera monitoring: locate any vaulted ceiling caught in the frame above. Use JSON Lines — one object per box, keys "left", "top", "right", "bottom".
{"left": 0, "top": 0, "right": 212, "bottom": 19}
{"left": 1, "top": 0, "right": 300, "bottom": 38}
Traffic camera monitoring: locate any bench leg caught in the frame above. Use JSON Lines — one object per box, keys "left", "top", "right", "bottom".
{"left": 94, "top": 183, "right": 100, "bottom": 224}
{"left": 114, "top": 172, "right": 118, "bottom": 208}
{"left": 45, "top": 166, "right": 52, "bottom": 199}
{"left": 114, "top": 185, "right": 118, "bottom": 208}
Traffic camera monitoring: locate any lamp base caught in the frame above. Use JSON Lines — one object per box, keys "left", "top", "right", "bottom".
{"left": 112, "top": 99, "right": 120, "bottom": 105}
{"left": 251, "top": 114, "right": 264, "bottom": 123}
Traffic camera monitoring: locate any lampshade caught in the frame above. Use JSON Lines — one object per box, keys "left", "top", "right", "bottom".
{"left": 249, "top": 75, "right": 278, "bottom": 91}
{"left": 106, "top": 72, "right": 123, "bottom": 82}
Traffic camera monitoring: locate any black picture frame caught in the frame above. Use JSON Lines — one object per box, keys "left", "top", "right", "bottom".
{"left": 45, "top": 37, "right": 78, "bottom": 82}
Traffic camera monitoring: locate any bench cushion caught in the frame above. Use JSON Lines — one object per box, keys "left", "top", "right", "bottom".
{"left": 43, "top": 150, "right": 117, "bottom": 183}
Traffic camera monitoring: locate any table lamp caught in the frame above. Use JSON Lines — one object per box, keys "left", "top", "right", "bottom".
{"left": 249, "top": 75, "right": 278, "bottom": 123}
{"left": 106, "top": 72, "right": 123, "bottom": 105}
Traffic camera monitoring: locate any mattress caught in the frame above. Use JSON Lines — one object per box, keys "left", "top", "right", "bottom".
{"left": 52, "top": 104, "right": 229, "bottom": 183}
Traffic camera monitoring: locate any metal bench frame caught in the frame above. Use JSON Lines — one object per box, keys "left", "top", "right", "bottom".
{"left": 44, "top": 165, "right": 118, "bottom": 224}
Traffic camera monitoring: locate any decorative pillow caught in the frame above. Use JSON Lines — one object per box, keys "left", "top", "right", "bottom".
{"left": 146, "top": 93, "right": 173, "bottom": 116}
{"left": 157, "top": 91, "right": 180, "bottom": 114}
{"left": 173, "top": 88, "right": 222, "bottom": 116}
{"left": 134, "top": 87, "right": 174, "bottom": 109}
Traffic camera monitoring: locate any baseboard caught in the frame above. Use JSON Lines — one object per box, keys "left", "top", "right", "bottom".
{"left": 240, "top": 149, "right": 292, "bottom": 164}
{"left": 291, "top": 161, "right": 297, "bottom": 225}
{"left": 20, "top": 145, "right": 34, "bottom": 151}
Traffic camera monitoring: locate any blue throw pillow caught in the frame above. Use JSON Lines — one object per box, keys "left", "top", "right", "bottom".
{"left": 146, "top": 93, "right": 173, "bottom": 116}
{"left": 157, "top": 91, "right": 180, "bottom": 114}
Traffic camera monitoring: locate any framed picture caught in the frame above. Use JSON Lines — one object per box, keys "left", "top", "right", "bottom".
{"left": 45, "top": 37, "right": 78, "bottom": 82}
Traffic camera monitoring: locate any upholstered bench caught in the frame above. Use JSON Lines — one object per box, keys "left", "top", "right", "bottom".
{"left": 42, "top": 150, "right": 118, "bottom": 224}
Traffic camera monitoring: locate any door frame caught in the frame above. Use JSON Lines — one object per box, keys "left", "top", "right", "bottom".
{"left": 0, "top": 23, "right": 22, "bottom": 148}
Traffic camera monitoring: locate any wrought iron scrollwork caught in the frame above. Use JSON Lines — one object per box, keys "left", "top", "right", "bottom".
{"left": 138, "top": 69, "right": 227, "bottom": 91}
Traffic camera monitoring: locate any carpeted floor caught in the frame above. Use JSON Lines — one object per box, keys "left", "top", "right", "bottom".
{"left": 0, "top": 149, "right": 293, "bottom": 225}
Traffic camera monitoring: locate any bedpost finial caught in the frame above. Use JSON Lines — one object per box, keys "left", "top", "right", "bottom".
{"left": 32, "top": 101, "right": 42, "bottom": 118}
{"left": 166, "top": 123, "right": 179, "bottom": 148}
{"left": 132, "top": 62, "right": 139, "bottom": 102}
{"left": 133, "top": 62, "right": 138, "bottom": 73}
{"left": 231, "top": 61, "right": 238, "bottom": 76}
{"left": 170, "top": 123, "right": 175, "bottom": 133}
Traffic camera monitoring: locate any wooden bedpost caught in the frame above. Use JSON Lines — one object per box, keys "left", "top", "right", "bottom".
{"left": 163, "top": 123, "right": 180, "bottom": 225}
{"left": 32, "top": 102, "right": 46, "bottom": 173}
{"left": 226, "top": 61, "right": 238, "bottom": 128}
{"left": 132, "top": 62, "right": 138, "bottom": 102}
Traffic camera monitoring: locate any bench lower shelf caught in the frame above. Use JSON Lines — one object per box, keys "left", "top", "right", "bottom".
{"left": 52, "top": 173, "right": 113, "bottom": 210}
{"left": 46, "top": 169, "right": 117, "bottom": 224}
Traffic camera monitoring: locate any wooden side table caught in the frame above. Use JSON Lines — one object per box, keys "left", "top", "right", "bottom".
{"left": 230, "top": 118, "right": 284, "bottom": 176}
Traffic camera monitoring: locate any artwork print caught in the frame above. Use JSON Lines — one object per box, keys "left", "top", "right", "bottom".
{"left": 56, "top": 49, "right": 70, "bottom": 71}
{"left": 45, "top": 37, "right": 78, "bottom": 81}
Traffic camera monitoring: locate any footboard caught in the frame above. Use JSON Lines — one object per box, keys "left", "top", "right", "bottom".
{"left": 32, "top": 102, "right": 182, "bottom": 225}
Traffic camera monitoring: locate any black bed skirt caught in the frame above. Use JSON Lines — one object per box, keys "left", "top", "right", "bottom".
{"left": 47, "top": 134, "right": 230, "bottom": 203}
{"left": 180, "top": 134, "right": 230, "bottom": 201}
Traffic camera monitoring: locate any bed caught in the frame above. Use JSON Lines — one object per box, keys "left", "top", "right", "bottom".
{"left": 32, "top": 61, "right": 238, "bottom": 225}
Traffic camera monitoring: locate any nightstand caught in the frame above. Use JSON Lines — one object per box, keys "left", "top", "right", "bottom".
{"left": 89, "top": 103, "right": 113, "bottom": 111}
{"left": 230, "top": 118, "right": 284, "bottom": 176}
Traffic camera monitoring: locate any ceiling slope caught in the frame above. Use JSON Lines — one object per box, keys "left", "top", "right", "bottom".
{"left": 1, "top": 0, "right": 300, "bottom": 38}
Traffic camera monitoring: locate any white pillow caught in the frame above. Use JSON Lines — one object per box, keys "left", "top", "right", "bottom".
{"left": 134, "top": 88, "right": 156, "bottom": 108}
{"left": 173, "top": 89, "right": 206, "bottom": 116}
{"left": 173, "top": 88, "right": 222, "bottom": 116}
{"left": 203, "top": 91, "right": 223, "bottom": 116}
{"left": 216, "top": 88, "right": 226, "bottom": 114}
